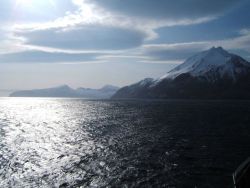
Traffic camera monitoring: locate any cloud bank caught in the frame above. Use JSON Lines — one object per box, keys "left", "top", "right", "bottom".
{"left": 0, "top": 0, "right": 249, "bottom": 64}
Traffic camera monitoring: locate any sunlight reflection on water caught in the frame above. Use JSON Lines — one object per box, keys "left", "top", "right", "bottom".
{"left": 0, "top": 98, "right": 102, "bottom": 187}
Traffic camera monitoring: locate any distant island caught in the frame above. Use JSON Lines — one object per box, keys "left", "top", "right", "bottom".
{"left": 9, "top": 85, "right": 119, "bottom": 99}
{"left": 113, "top": 47, "right": 250, "bottom": 99}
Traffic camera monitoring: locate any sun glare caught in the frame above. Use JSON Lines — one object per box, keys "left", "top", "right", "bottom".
{"left": 15, "top": 0, "right": 55, "bottom": 9}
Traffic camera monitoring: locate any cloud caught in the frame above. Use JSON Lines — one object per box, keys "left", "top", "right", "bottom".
{"left": 142, "top": 42, "right": 208, "bottom": 60}
{"left": 220, "top": 30, "right": 250, "bottom": 52}
{"left": 141, "top": 29, "right": 250, "bottom": 62}
{"left": 15, "top": 25, "right": 147, "bottom": 50}
{"left": 2, "top": 0, "right": 248, "bottom": 64}
{"left": 0, "top": 50, "right": 102, "bottom": 63}
{"left": 87, "top": 0, "right": 241, "bottom": 20}
{"left": 11, "top": 0, "right": 246, "bottom": 54}
{"left": 9, "top": 27, "right": 250, "bottom": 64}
{"left": 11, "top": 0, "right": 242, "bottom": 55}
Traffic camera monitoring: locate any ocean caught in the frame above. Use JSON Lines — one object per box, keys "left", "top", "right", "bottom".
{"left": 0, "top": 98, "right": 250, "bottom": 187}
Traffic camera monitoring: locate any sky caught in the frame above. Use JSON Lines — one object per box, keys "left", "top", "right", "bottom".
{"left": 1, "top": 0, "right": 250, "bottom": 95}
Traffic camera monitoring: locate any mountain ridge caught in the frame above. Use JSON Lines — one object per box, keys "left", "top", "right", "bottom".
{"left": 9, "top": 85, "right": 119, "bottom": 99}
{"left": 112, "top": 47, "right": 250, "bottom": 99}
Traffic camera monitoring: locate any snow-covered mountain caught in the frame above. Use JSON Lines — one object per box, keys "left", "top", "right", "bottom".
{"left": 113, "top": 47, "right": 250, "bottom": 99}
{"left": 10, "top": 85, "right": 119, "bottom": 98}
{"left": 158, "top": 47, "right": 250, "bottom": 82}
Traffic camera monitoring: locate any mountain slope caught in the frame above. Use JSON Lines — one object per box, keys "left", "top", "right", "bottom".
{"left": 10, "top": 85, "right": 119, "bottom": 98}
{"left": 9, "top": 85, "right": 79, "bottom": 98}
{"left": 76, "top": 85, "right": 120, "bottom": 99}
{"left": 159, "top": 47, "right": 250, "bottom": 82}
{"left": 113, "top": 78, "right": 154, "bottom": 98}
{"left": 112, "top": 47, "right": 250, "bottom": 99}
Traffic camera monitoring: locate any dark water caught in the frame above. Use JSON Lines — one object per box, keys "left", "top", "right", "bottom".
{"left": 0, "top": 98, "right": 250, "bottom": 188}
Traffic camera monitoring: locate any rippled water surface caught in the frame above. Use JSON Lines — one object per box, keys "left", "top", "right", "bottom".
{"left": 0, "top": 98, "right": 250, "bottom": 188}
